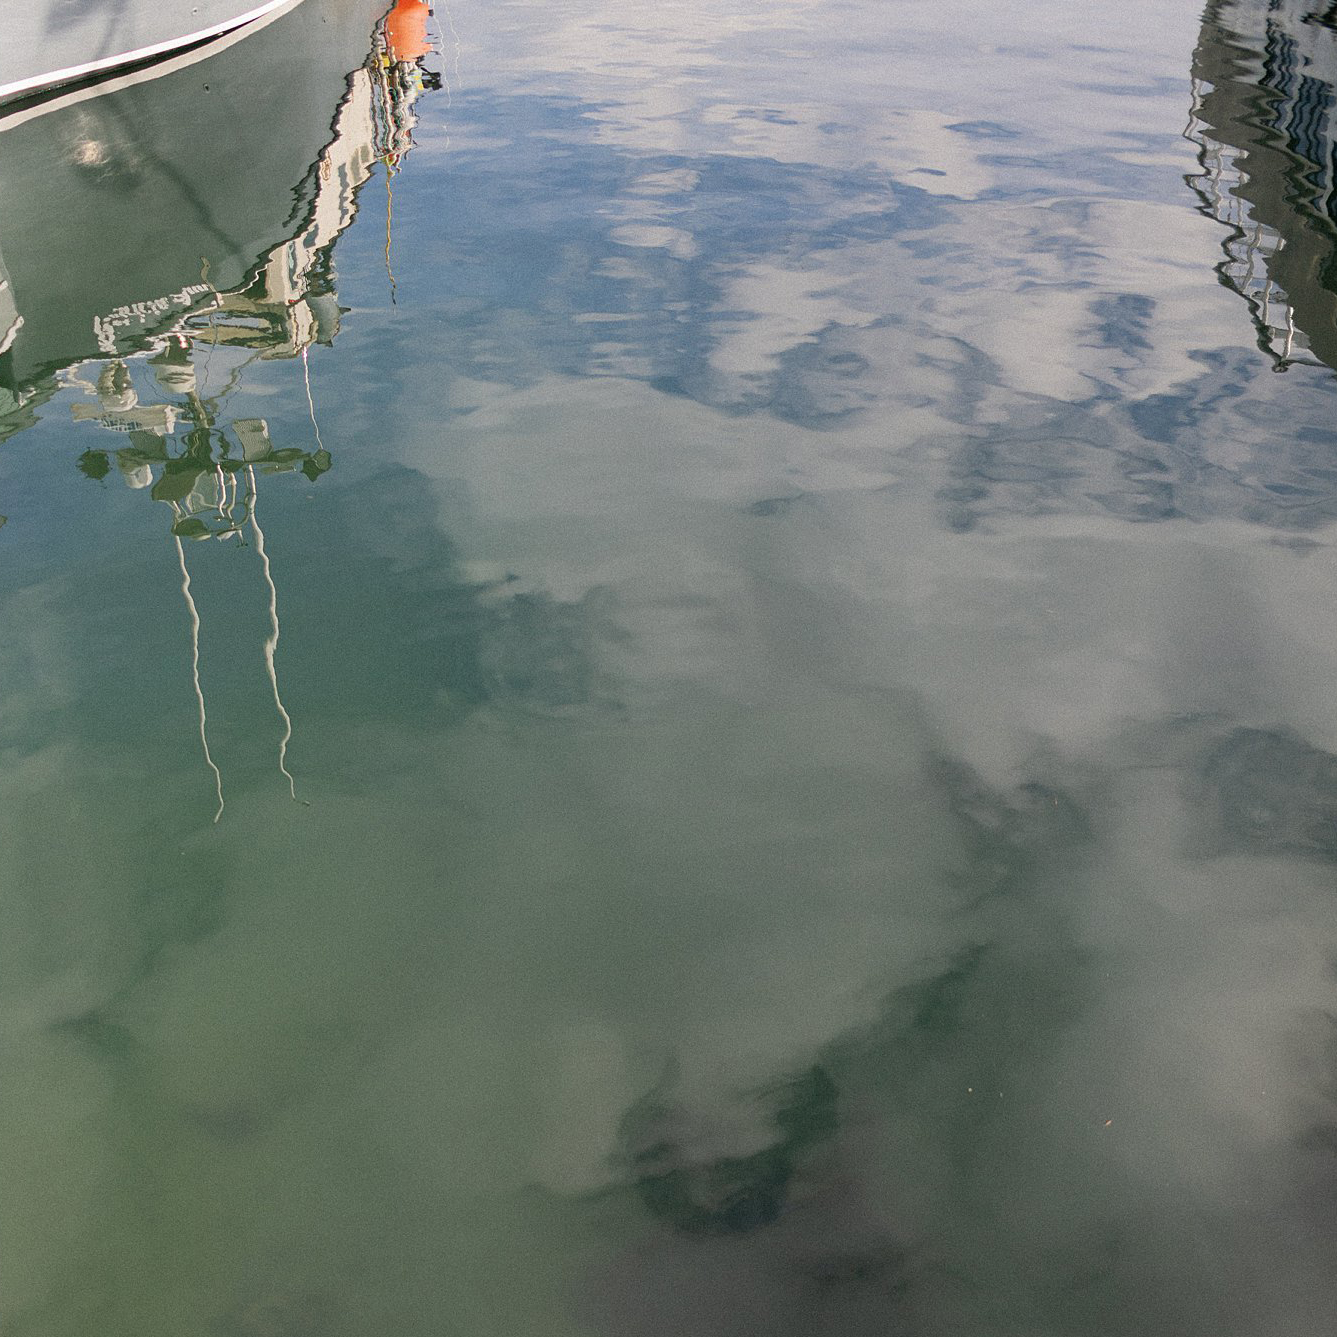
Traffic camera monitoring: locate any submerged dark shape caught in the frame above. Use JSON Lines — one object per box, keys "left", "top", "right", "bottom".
{"left": 182, "top": 1102, "right": 263, "bottom": 1145}
{"left": 212, "top": 1291, "right": 333, "bottom": 1337}
{"left": 51, "top": 1008, "right": 138, "bottom": 1060}
{"left": 621, "top": 1065, "right": 839, "bottom": 1235}
{"left": 477, "top": 586, "right": 620, "bottom": 717}
{"left": 633, "top": 1145, "right": 792, "bottom": 1236}
{"left": 745, "top": 493, "right": 807, "bottom": 517}
{"left": 1193, "top": 726, "right": 1337, "bottom": 860}
{"left": 927, "top": 754, "right": 1093, "bottom": 904}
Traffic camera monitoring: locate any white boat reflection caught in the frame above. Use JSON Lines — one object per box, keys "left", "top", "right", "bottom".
{"left": 0, "top": 0, "right": 431, "bottom": 396}
{"left": 0, "top": 0, "right": 307, "bottom": 111}
{"left": 0, "top": 0, "right": 439, "bottom": 821}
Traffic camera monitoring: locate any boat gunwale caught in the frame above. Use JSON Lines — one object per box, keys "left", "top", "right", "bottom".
{"left": 0, "top": 0, "right": 306, "bottom": 113}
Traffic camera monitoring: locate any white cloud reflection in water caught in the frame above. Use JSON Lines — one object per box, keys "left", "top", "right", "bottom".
{"left": 5, "top": 0, "right": 1337, "bottom": 1334}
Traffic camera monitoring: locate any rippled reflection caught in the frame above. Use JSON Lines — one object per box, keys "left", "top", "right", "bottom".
{"left": 1190, "top": 0, "right": 1337, "bottom": 371}
{"left": 5, "top": 3, "right": 1337, "bottom": 1336}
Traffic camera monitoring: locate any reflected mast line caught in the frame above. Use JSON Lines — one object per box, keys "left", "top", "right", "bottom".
{"left": 197, "top": 256, "right": 224, "bottom": 396}
{"left": 433, "top": 0, "right": 461, "bottom": 150}
{"left": 248, "top": 465, "right": 302, "bottom": 804}
{"left": 175, "top": 534, "right": 225, "bottom": 823}
{"left": 301, "top": 344, "right": 326, "bottom": 453}
{"left": 225, "top": 469, "right": 239, "bottom": 528}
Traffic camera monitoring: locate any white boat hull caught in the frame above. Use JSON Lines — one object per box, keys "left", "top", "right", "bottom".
{"left": 0, "top": 0, "right": 306, "bottom": 109}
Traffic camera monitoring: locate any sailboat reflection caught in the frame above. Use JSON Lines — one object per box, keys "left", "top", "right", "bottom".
{"left": 0, "top": 0, "right": 438, "bottom": 820}
{"left": 1188, "top": 0, "right": 1337, "bottom": 372}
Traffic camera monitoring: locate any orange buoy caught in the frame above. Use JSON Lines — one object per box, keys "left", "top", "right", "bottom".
{"left": 384, "top": 0, "right": 431, "bottom": 63}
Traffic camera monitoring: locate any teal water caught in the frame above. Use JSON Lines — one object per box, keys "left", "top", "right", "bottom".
{"left": 4, "top": 1, "right": 1337, "bottom": 1333}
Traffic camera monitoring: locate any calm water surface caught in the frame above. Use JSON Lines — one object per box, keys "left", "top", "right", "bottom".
{"left": 4, "top": 0, "right": 1337, "bottom": 1332}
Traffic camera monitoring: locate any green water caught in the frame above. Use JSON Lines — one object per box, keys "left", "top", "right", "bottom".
{"left": 4, "top": 1, "right": 1337, "bottom": 1333}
